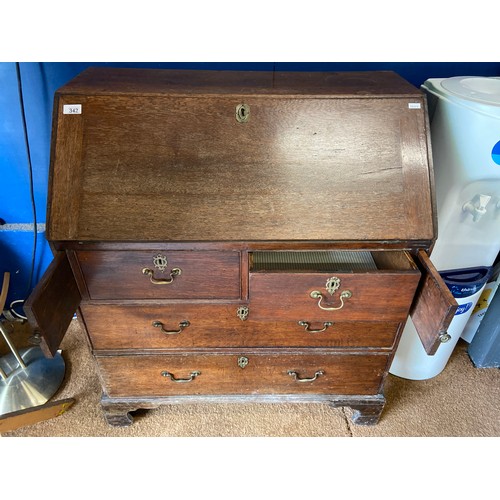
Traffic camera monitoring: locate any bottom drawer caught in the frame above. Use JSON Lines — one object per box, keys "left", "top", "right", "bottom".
{"left": 96, "top": 352, "right": 389, "bottom": 397}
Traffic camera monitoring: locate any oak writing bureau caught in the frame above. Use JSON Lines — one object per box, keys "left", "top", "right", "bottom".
{"left": 25, "top": 68, "right": 457, "bottom": 426}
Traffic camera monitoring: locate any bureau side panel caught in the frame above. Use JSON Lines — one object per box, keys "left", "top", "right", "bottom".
{"left": 46, "top": 96, "right": 86, "bottom": 241}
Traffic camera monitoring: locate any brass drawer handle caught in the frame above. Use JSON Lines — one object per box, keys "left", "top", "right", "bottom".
{"left": 152, "top": 320, "right": 190, "bottom": 335}
{"left": 287, "top": 370, "right": 324, "bottom": 383}
{"left": 310, "top": 290, "right": 352, "bottom": 311}
{"left": 297, "top": 321, "right": 333, "bottom": 333}
{"left": 161, "top": 370, "right": 201, "bottom": 383}
{"left": 142, "top": 267, "right": 181, "bottom": 284}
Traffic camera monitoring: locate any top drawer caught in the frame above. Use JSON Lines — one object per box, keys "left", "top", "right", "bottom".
{"left": 249, "top": 251, "right": 421, "bottom": 322}
{"left": 77, "top": 250, "right": 241, "bottom": 300}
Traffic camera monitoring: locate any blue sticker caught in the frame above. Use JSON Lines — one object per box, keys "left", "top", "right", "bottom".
{"left": 456, "top": 302, "right": 473, "bottom": 315}
{"left": 492, "top": 140, "right": 500, "bottom": 165}
{"left": 448, "top": 284, "right": 483, "bottom": 298}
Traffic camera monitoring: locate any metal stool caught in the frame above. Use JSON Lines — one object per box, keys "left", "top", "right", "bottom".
{"left": 0, "top": 272, "right": 66, "bottom": 416}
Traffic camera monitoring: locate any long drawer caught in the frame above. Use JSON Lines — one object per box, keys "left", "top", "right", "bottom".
{"left": 76, "top": 250, "right": 241, "bottom": 300}
{"left": 81, "top": 304, "right": 401, "bottom": 350}
{"left": 96, "top": 352, "right": 390, "bottom": 397}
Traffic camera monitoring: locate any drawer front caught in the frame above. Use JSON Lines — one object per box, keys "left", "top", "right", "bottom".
{"left": 96, "top": 353, "right": 390, "bottom": 397}
{"left": 249, "top": 271, "right": 420, "bottom": 322}
{"left": 77, "top": 250, "right": 241, "bottom": 300}
{"left": 82, "top": 304, "right": 401, "bottom": 350}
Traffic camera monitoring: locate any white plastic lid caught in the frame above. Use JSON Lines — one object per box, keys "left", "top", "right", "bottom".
{"left": 440, "top": 76, "right": 500, "bottom": 106}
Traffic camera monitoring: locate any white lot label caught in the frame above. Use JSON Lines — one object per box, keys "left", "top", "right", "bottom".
{"left": 408, "top": 102, "right": 421, "bottom": 109}
{"left": 63, "top": 104, "right": 82, "bottom": 114}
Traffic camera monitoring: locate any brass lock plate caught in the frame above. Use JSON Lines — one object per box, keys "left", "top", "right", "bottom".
{"left": 236, "top": 306, "right": 249, "bottom": 321}
{"left": 152, "top": 254, "right": 168, "bottom": 272}
{"left": 326, "top": 277, "right": 341, "bottom": 295}
{"left": 237, "top": 356, "right": 249, "bottom": 369}
{"left": 235, "top": 103, "right": 250, "bottom": 123}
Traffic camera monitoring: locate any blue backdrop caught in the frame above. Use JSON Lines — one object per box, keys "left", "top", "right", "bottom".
{"left": 1, "top": 61, "right": 500, "bottom": 309}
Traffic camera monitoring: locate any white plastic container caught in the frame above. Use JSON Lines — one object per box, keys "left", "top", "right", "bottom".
{"left": 423, "top": 76, "right": 500, "bottom": 271}
{"left": 390, "top": 267, "right": 490, "bottom": 380}
{"left": 390, "top": 290, "right": 483, "bottom": 380}
{"left": 390, "top": 76, "right": 500, "bottom": 380}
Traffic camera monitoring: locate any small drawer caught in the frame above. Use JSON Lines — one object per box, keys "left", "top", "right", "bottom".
{"left": 83, "top": 303, "right": 248, "bottom": 350}
{"left": 96, "top": 352, "right": 390, "bottom": 397}
{"left": 77, "top": 250, "right": 241, "bottom": 300}
{"left": 249, "top": 250, "right": 421, "bottom": 322}
{"left": 82, "top": 304, "right": 401, "bottom": 350}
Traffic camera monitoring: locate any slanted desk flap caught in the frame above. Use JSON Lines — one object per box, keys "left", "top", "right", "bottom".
{"left": 47, "top": 69, "right": 435, "bottom": 243}
{"left": 410, "top": 250, "right": 458, "bottom": 355}
{"left": 24, "top": 252, "right": 81, "bottom": 358}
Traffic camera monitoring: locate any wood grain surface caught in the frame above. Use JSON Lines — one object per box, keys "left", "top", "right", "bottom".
{"left": 0, "top": 398, "right": 75, "bottom": 433}
{"left": 24, "top": 252, "right": 81, "bottom": 357}
{"left": 249, "top": 271, "right": 420, "bottom": 322}
{"left": 410, "top": 250, "right": 458, "bottom": 354}
{"left": 77, "top": 250, "right": 241, "bottom": 300}
{"left": 96, "top": 352, "right": 390, "bottom": 397}
{"left": 47, "top": 71, "right": 434, "bottom": 243}
{"left": 56, "top": 68, "right": 422, "bottom": 97}
{"left": 29, "top": 69, "right": 444, "bottom": 426}
{"left": 81, "top": 303, "right": 401, "bottom": 350}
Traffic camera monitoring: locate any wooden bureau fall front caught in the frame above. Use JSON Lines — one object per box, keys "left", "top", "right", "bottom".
{"left": 24, "top": 68, "right": 458, "bottom": 426}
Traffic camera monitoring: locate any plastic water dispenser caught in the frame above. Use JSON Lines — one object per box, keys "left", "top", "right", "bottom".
{"left": 390, "top": 76, "right": 500, "bottom": 380}
{"left": 391, "top": 267, "right": 492, "bottom": 380}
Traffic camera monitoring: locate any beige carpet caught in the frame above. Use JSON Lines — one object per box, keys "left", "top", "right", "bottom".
{"left": 2, "top": 318, "right": 499, "bottom": 437}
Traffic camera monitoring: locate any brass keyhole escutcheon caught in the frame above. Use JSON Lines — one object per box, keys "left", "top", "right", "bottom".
{"left": 325, "top": 277, "right": 341, "bottom": 296}
{"left": 237, "top": 356, "right": 249, "bottom": 369}
{"left": 236, "top": 306, "right": 249, "bottom": 321}
{"left": 152, "top": 254, "right": 168, "bottom": 272}
{"left": 236, "top": 103, "right": 250, "bottom": 123}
